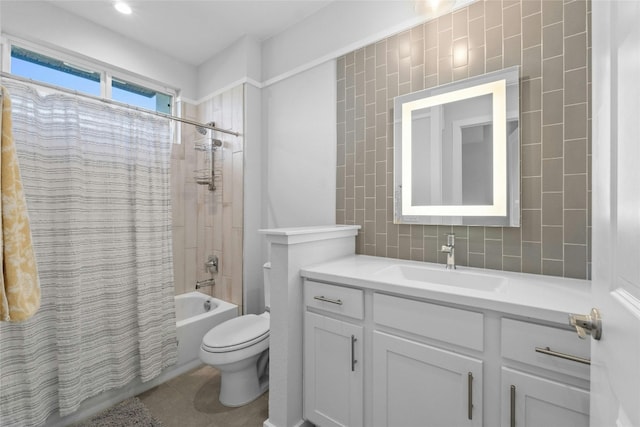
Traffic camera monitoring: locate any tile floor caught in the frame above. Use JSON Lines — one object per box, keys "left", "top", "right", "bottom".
{"left": 138, "top": 366, "right": 268, "bottom": 427}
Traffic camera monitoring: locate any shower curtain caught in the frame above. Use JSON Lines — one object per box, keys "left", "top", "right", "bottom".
{"left": 0, "top": 81, "right": 177, "bottom": 426}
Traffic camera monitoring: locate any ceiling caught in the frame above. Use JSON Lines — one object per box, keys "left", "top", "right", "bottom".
{"left": 45, "top": 0, "right": 335, "bottom": 66}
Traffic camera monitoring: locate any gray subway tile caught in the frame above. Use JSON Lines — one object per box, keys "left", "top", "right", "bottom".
{"left": 485, "top": 0, "right": 503, "bottom": 29}
{"left": 486, "top": 26, "right": 503, "bottom": 58}
{"left": 542, "top": 158, "right": 563, "bottom": 192}
{"left": 503, "top": 256, "right": 522, "bottom": 272}
{"left": 452, "top": 8, "right": 468, "bottom": 39}
{"left": 522, "top": 78, "right": 542, "bottom": 112}
{"left": 542, "top": 225, "right": 563, "bottom": 259}
{"left": 564, "top": 244, "right": 587, "bottom": 279}
{"left": 564, "top": 139, "right": 587, "bottom": 174}
{"left": 469, "top": 17, "right": 485, "bottom": 49}
{"left": 565, "top": 103, "right": 587, "bottom": 140}
{"left": 564, "top": 174, "right": 588, "bottom": 209}
{"left": 565, "top": 33, "right": 588, "bottom": 70}
{"left": 543, "top": 23, "right": 563, "bottom": 59}
{"left": 522, "top": 144, "right": 542, "bottom": 177}
{"left": 542, "top": 0, "right": 563, "bottom": 26}
{"left": 522, "top": 12, "right": 542, "bottom": 48}
{"left": 543, "top": 124, "right": 563, "bottom": 158}
{"left": 543, "top": 56, "right": 564, "bottom": 92}
{"left": 503, "top": 227, "right": 522, "bottom": 256}
{"left": 564, "top": 210, "right": 587, "bottom": 245}
{"left": 522, "top": 45, "right": 542, "bottom": 79}
{"left": 565, "top": 68, "right": 588, "bottom": 104}
{"left": 522, "top": 176, "right": 542, "bottom": 209}
{"left": 504, "top": 35, "right": 522, "bottom": 67}
{"left": 522, "top": 209, "right": 542, "bottom": 242}
{"left": 542, "top": 192, "right": 563, "bottom": 226}
{"left": 503, "top": 4, "right": 522, "bottom": 38}
{"left": 564, "top": 0, "right": 587, "bottom": 37}
{"left": 485, "top": 239, "right": 504, "bottom": 270}
{"left": 542, "top": 259, "right": 564, "bottom": 277}
{"left": 542, "top": 90, "right": 563, "bottom": 125}
{"left": 522, "top": 0, "right": 541, "bottom": 17}
{"left": 522, "top": 242, "right": 542, "bottom": 273}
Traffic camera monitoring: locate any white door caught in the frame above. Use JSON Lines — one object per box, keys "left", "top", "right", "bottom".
{"left": 372, "top": 331, "right": 483, "bottom": 427}
{"left": 501, "top": 367, "right": 589, "bottom": 427}
{"left": 590, "top": 1, "right": 640, "bottom": 426}
{"left": 304, "top": 312, "right": 363, "bottom": 427}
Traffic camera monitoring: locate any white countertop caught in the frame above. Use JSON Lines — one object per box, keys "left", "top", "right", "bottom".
{"left": 300, "top": 255, "right": 592, "bottom": 325}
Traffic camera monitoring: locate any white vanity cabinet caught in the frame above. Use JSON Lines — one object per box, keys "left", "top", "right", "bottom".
{"left": 373, "top": 331, "right": 483, "bottom": 427}
{"left": 372, "top": 293, "right": 484, "bottom": 426}
{"left": 499, "top": 319, "right": 590, "bottom": 427}
{"left": 301, "top": 256, "right": 591, "bottom": 427}
{"left": 303, "top": 281, "right": 364, "bottom": 427}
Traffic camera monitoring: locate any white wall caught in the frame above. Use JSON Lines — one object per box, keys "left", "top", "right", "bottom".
{"left": 0, "top": 1, "right": 198, "bottom": 99}
{"left": 263, "top": 60, "right": 337, "bottom": 228}
{"left": 197, "top": 36, "right": 262, "bottom": 102}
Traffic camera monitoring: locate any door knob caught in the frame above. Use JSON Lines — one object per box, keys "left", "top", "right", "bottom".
{"left": 568, "top": 308, "right": 602, "bottom": 340}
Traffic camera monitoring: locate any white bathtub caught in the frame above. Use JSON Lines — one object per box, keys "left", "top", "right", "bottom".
{"left": 175, "top": 292, "right": 238, "bottom": 367}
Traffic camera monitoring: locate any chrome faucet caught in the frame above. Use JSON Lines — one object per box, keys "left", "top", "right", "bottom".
{"left": 195, "top": 278, "right": 215, "bottom": 290}
{"left": 441, "top": 234, "right": 456, "bottom": 270}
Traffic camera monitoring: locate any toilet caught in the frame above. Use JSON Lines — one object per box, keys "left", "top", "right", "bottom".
{"left": 199, "top": 263, "right": 271, "bottom": 407}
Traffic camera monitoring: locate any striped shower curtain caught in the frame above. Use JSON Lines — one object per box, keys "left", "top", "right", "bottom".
{"left": 0, "top": 81, "right": 177, "bottom": 426}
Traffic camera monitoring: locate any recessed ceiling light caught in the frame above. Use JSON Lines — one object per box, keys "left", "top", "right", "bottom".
{"left": 114, "top": 1, "right": 132, "bottom": 15}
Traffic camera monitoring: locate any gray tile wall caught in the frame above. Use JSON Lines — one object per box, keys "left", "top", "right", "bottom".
{"left": 336, "top": 0, "right": 591, "bottom": 279}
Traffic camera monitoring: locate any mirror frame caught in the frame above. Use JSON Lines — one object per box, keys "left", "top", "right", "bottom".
{"left": 393, "top": 66, "right": 520, "bottom": 227}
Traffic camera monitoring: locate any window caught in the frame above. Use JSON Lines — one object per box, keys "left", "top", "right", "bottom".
{"left": 9, "top": 44, "right": 174, "bottom": 114}
{"left": 11, "top": 46, "right": 101, "bottom": 96}
{"left": 112, "top": 78, "right": 172, "bottom": 114}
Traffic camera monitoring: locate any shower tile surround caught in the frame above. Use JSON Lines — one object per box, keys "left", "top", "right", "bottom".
{"left": 172, "top": 86, "right": 244, "bottom": 309}
{"left": 336, "top": 0, "right": 591, "bottom": 279}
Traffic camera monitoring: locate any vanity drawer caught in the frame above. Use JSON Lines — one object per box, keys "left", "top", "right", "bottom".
{"left": 501, "top": 318, "right": 590, "bottom": 380}
{"left": 304, "top": 280, "right": 364, "bottom": 320}
{"left": 373, "top": 293, "right": 484, "bottom": 351}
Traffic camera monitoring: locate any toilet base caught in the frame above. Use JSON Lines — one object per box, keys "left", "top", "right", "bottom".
{"left": 218, "top": 349, "right": 270, "bottom": 407}
{"left": 220, "top": 371, "right": 269, "bottom": 407}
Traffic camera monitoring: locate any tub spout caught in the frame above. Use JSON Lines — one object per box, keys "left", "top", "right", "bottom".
{"left": 195, "top": 278, "right": 215, "bottom": 290}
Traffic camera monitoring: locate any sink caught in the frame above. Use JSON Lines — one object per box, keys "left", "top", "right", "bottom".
{"left": 376, "top": 264, "right": 506, "bottom": 292}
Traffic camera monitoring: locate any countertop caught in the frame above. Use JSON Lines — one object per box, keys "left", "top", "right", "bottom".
{"left": 300, "top": 255, "right": 592, "bottom": 325}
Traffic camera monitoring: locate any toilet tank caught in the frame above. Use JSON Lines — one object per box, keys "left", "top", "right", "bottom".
{"left": 263, "top": 262, "right": 271, "bottom": 311}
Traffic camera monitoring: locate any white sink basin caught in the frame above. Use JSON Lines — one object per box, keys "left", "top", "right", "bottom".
{"left": 376, "top": 264, "right": 506, "bottom": 292}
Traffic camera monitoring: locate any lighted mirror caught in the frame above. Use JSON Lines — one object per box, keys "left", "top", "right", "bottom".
{"left": 393, "top": 66, "right": 520, "bottom": 226}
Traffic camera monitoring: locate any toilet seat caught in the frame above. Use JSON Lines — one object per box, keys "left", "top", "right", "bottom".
{"left": 202, "top": 314, "right": 269, "bottom": 353}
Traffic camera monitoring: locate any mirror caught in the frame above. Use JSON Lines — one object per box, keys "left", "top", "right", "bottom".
{"left": 393, "top": 66, "right": 520, "bottom": 226}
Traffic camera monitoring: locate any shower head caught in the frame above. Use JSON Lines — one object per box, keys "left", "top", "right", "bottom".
{"left": 195, "top": 125, "right": 208, "bottom": 135}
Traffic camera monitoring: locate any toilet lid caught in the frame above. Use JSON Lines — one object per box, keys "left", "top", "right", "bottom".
{"left": 202, "top": 314, "right": 269, "bottom": 352}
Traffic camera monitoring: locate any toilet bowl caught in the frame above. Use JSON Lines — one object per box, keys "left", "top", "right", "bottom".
{"left": 199, "top": 263, "right": 271, "bottom": 407}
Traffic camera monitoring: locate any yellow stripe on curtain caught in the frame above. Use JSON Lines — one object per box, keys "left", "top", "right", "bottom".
{"left": 0, "top": 85, "right": 40, "bottom": 322}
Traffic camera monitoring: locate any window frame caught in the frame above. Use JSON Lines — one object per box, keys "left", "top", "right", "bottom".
{"left": 1, "top": 35, "right": 178, "bottom": 115}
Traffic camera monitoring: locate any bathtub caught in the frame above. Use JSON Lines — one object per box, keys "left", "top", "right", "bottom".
{"left": 175, "top": 291, "right": 238, "bottom": 367}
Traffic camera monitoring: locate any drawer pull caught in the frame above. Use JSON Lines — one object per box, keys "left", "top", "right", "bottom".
{"left": 313, "top": 295, "right": 343, "bottom": 305}
{"left": 510, "top": 385, "right": 516, "bottom": 427}
{"left": 467, "top": 372, "right": 473, "bottom": 420}
{"left": 535, "top": 346, "right": 591, "bottom": 365}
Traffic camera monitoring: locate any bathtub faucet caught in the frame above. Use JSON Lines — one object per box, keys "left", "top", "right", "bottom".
{"left": 195, "top": 278, "right": 215, "bottom": 290}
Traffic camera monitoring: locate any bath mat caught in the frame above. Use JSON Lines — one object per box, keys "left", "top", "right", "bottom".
{"left": 74, "top": 397, "right": 164, "bottom": 427}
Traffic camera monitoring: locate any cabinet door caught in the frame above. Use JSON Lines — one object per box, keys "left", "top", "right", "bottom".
{"left": 304, "top": 311, "right": 363, "bottom": 427}
{"left": 501, "top": 368, "right": 589, "bottom": 427}
{"left": 373, "top": 331, "right": 483, "bottom": 427}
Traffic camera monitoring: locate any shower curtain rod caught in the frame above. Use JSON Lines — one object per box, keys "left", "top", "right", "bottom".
{"left": 0, "top": 72, "right": 240, "bottom": 137}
